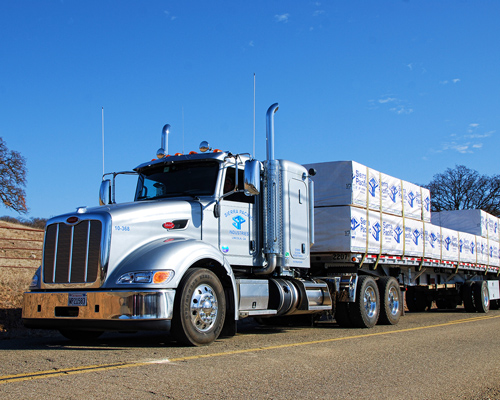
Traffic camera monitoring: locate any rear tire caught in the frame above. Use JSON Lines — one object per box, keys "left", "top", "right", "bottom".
{"left": 473, "top": 281, "right": 489, "bottom": 313}
{"left": 171, "top": 268, "right": 226, "bottom": 346}
{"left": 377, "top": 277, "right": 402, "bottom": 325}
{"left": 349, "top": 276, "right": 380, "bottom": 328}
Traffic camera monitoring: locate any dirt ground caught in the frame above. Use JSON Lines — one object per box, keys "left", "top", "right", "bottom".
{"left": 0, "top": 221, "right": 44, "bottom": 338}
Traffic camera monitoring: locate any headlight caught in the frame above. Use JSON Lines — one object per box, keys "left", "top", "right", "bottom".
{"left": 29, "top": 267, "right": 41, "bottom": 289}
{"left": 117, "top": 270, "right": 174, "bottom": 285}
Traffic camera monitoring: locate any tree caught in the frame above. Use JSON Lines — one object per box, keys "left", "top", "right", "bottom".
{"left": 0, "top": 137, "right": 27, "bottom": 213}
{"left": 425, "top": 165, "right": 500, "bottom": 217}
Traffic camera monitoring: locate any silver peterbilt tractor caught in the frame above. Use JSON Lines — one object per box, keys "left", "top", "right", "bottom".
{"left": 23, "top": 103, "right": 335, "bottom": 346}
{"left": 23, "top": 103, "right": 500, "bottom": 345}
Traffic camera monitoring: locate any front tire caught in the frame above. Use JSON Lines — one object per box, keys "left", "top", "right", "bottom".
{"left": 172, "top": 268, "right": 226, "bottom": 346}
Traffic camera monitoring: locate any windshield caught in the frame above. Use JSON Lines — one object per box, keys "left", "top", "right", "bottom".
{"left": 135, "top": 161, "right": 220, "bottom": 201}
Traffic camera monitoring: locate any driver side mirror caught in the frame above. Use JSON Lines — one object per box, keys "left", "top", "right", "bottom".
{"left": 244, "top": 160, "right": 262, "bottom": 196}
{"left": 99, "top": 179, "right": 112, "bottom": 205}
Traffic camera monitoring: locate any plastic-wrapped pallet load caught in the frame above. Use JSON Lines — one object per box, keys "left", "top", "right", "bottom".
{"left": 402, "top": 181, "right": 431, "bottom": 222}
{"left": 305, "top": 161, "right": 374, "bottom": 210}
{"left": 424, "top": 223, "right": 442, "bottom": 260}
{"left": 476, "top": 236, "right": 489, "bottom": 265}
{"left": 381, "top": 173, "right": 402, "bottom": 216}
{"left": 313, "top": 206, "right": 404, "bottom": 255}
{"left": 403, "top": 218, "right": 424, "bottom": 257}
{"left": 312, "top": 205, "right": 499, "bottom": 267}
{"left": 381, "top": 213, "right": 405, "bottom": 255}
{"left": 489, "top": 242, "right": 500, "bottom": 267}
{"left": 305, "top": 161, "right": 431, "bottom": 222}
{"left": 437, "top": 227, "right": 458, "bottom": 262}
{"left": 431, "top": 209, "right": 499, "bottom": 242}
{"left": 459, "top": 232, "right": 477, "bottom": 264}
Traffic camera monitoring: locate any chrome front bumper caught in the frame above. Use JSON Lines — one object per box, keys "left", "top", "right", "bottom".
{"left": 22, "top": 289, "right": 175, "bottom": 331}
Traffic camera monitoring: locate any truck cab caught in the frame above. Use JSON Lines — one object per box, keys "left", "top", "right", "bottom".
{"left": 23, "top": 104, "right": 333, "bottom": 346}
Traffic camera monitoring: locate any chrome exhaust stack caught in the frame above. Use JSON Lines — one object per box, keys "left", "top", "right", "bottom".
{"left": 255, "top": 103, "right": 280, "bottom": 275}
{"left": 157, "top": 124, "right": 170, "bottom": 159}
{"left": 266, "top": 103, "right": 279, "bottom": 161}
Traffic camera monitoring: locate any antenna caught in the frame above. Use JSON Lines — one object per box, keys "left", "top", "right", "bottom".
{"left": 253, "top": 73, "right": 256, "bottom": 158}
{"left": 101, "top": 107, "right": 104, "bottom": 175}
{"left": 182, "top": 106, "right": 185, "bottom": 154}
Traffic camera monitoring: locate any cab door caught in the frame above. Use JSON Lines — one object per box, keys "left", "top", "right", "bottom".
{"left": 218, "top": 167, "right": 257, "bottom": 266}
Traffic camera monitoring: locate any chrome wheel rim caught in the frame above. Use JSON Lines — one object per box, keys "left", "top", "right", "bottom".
{"left": 190, "top": 284, "right": 218, "bottom": 332}
{"left": 364, "top": 286, "right": 377, "bottom": 318}
{"left": 388, "top": 286, "right": 400, "bottom": 316}
{"left": 482, "top": 285, "right": 489, "bottom": 308}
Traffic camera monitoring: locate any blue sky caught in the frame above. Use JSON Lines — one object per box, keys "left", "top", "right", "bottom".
{"left": 1, "top": 1, "right": 499, "bottom": 219}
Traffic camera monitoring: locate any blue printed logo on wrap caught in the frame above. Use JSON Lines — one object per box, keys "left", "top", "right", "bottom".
{"left": 372, "top": 222, "right": 381, "bottom": 241}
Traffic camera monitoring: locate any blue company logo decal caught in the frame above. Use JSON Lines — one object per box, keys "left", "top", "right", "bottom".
{"left": 412, "top": 229, "right": 421, "bottom": 245}
{"left": 459, "top": 239, "right": 464, "bottom": 253}
{"left": 389, "top": 186, "right": 399, "bottom": 203}
{"left": 470, "top": 242, "right": 475, "bottom": 255}
{"left": 232, "top": 215, "right": 246, "bottom": 230}
{"left": 368, "top": 178, "right": 379, "bottom": 197}
{"left": 226, "top": 209, "right": 250, "bottom": 241}
{"left": 424, "top": 197, "right": 431, "bottom": 212}
{"left": 221, "top": 246, "right": 229, "bottom": 254}
{"left": 407, "top": 191, "right": 417, "bottom": 207}
{"left": 429, "top": 233, "right": 437, "bottom": 248}
{"left": 393, "top": 226, "right": 403, "bottom": 243}
{"left": 351, "top": 217, "right": 361, "bottom": 232}
{"left": 444, "top": 236, "right": 451, "bottom": 251}
{"left": 372, "top": 222, "right": 381, "bottom": 241}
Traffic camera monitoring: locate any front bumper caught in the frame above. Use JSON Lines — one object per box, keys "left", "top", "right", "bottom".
{"left": 22, "top": 289, "right": 175, "bottom": 331}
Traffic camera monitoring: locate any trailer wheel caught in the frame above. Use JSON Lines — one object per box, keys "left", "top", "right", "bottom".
{"left": 349, "top": 276, "right": 380, "bottom": 328}
{"left": 171, "top": 268, "right": 226, "bottom": 346}
{"left": 59, "top": 329, "right": 103, "bottom": 341}
{"left": 377, "top": 277, "right": 402, "bottom": 325}
{"left": 462, "top": 281, "right": 476, "bottom": 312}
{"left": 334, "top": 302, "right": 353, "bottom": 328}
{"left": 473, "top": 281, "right": 489, "bottom": 313}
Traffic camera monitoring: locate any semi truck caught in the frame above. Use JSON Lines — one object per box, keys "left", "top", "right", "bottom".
{"left": 23, "top": 103, "right": 500, "bottom": 346}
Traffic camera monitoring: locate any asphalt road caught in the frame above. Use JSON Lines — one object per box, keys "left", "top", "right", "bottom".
{"left": 1, "top": 309, "right": 500, "bottom": 400}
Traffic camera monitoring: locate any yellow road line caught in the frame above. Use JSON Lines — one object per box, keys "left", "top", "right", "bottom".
{"left": 2, "top": 314, "right": 499, "bottom": 384}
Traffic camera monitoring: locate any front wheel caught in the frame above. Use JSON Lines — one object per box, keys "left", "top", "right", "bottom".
{"left": 171, "top": 268, "right": 226, "bottom": 346}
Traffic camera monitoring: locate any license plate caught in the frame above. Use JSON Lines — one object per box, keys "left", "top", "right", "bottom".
{"left": 68, "top": 293, "right": 87, "bottom": 307}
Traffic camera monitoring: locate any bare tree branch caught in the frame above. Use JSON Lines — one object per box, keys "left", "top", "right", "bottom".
{"left": 423, "top": 165, "right": 500, "bottom": 217}
{"left": 0, "top": 137, "right": 28, "bottom": 214}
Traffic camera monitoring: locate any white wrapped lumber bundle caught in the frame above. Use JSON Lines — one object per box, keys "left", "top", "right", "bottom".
{"left": 431, "top": 209, "right": 499, "bottom": 242}
{"left": 305, "top": 161, "right": 431, "bottom": 222}
{"left": 312, "top": 205, "right": 500, "bottom": 267}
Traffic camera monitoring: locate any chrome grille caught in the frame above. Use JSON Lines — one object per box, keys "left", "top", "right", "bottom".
{"left": 43, "top": 220, "right": 102, "bottom": 284}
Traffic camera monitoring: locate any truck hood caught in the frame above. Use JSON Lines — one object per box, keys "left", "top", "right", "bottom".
{"left": 46, "top": 199, "right": 204, "bottom": 281}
